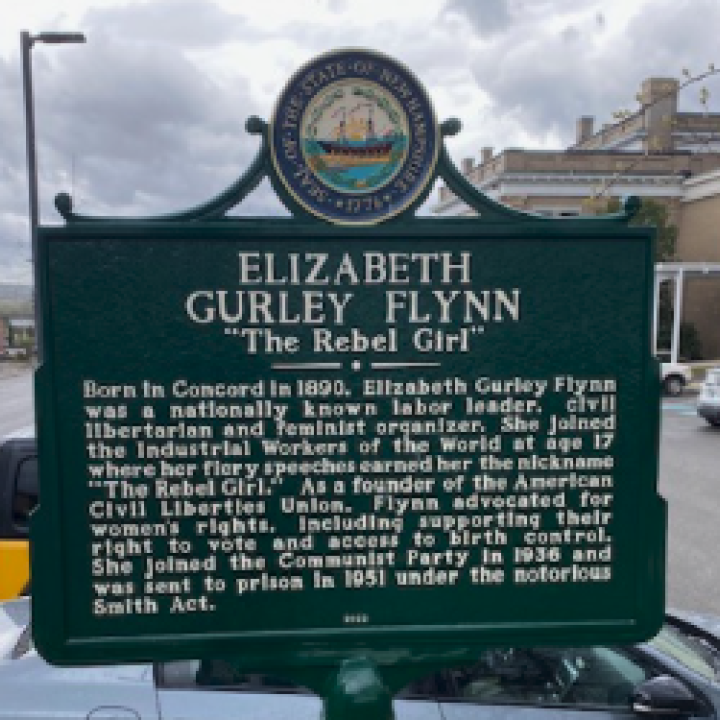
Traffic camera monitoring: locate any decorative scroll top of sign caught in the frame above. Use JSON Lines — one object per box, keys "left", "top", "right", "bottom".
{"left": 270, "top": 49, "right": 439, "bottom": 225}
{"left": 35, "top": 45, "right": 663, "bottom": 683}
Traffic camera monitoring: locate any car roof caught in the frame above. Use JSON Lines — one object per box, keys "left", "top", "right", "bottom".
{"left": 0, "top": 597, "right": 30, "bottom": 630}
{"left": 0, "top": 598, "right": 31, "bottom": 659}
{"left": 668, "top": 608, "right": 720, "bottom": 638}
{"left": 1, "top": 426, "right": 35, "bottom": 441}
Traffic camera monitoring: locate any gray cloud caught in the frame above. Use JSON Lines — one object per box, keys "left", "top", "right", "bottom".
{"left": 0, "top": 215, "right": 31, "bottom": 284}
{"left": 269, "top": 12, "right": 472, "bottom": 104}
{"left": 6, "top": 0, "right": 474, "bottom": 267}
{"left": 0, "top": 3, "right": 285, "bottom": 286}
{"left": 443, "top": 0, "right": 514, "bottom": 36}
{"left": 22, "top": 12, "right": 268, "bottom": 222}
{"left": 326, "top": 0, "right": 349, "bottom": 12}
{"left": 83, "top": 0, "right": 248, "bottom": 49}
{"left": 448, "top": 0, "right": 720, "bottom": 147}
{"left": 2, "top": 0, "right": 720, "bottom": 289}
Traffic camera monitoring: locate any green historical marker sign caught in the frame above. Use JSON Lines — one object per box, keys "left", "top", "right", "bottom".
{"left": 32, "top": 50, "right": 665, "bottom": 674}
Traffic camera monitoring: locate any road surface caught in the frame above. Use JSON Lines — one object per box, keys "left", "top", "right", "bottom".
{"left": 0, "top": 364, "right": 34, "bottom": 437}
{"left": 660, "top": 399, "right": 720, "bottom": 614}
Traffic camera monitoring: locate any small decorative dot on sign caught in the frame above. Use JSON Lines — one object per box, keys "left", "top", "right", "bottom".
{"left": 351, "top": 360, "right": 362, "bottom": 371}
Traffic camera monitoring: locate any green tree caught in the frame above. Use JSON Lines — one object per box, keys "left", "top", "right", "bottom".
{"left": 586, "top": 198, "right": 701, "bottom": 359}
{"left": 602, "top": 197, "right": 677, "bottom": 261}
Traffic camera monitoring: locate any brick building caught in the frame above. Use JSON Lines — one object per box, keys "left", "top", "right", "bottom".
{"left": 434, "top": 77, "right": 720, "bottom": 358}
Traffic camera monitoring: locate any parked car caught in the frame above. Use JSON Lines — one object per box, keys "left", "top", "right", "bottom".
{"left": 0, "top": 433, "right": 36, "bottom": 601}
{"left": 697, "top": 367, "right": 720, "bottom": 427}
{"left": 1, "top": 347, "right": 28, "bottom": 359}
{"left": 2, "top": 596, "right": 720, "bottom": 719}
{"left": 661, "top": 361, "right": 693, "bottom": 396}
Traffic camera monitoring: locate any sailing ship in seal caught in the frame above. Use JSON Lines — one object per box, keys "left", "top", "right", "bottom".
{"left": 302, "top": 82, "right": 409, "bottom": 193}
{"left": 316, "top": 105, "right": 396, "bottom": 165}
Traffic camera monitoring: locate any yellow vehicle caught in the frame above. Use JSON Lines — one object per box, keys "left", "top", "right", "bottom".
{"left": 0, "top": 437, "right": 36, "bottom": 600}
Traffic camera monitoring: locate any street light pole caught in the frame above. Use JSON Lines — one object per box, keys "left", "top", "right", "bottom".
{"left": 21, "top": 30, "right": 85, "bottom": 362}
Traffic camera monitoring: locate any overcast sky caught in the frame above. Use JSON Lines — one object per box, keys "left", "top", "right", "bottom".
{"left": 1, "top": 0, "right": 718, "bottom": 283}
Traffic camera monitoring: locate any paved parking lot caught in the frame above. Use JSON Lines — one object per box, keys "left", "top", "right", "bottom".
{"left": 0, "top": 364, "right": 34, "bottom": 437}
{"left": 660, "top": 397, "right": 720, "bottom": 614}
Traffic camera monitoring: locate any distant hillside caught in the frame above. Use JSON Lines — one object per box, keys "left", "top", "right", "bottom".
{"left": 0, "top": 284, "right": 32, "bottom": 312}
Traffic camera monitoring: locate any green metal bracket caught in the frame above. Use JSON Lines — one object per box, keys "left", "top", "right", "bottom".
{"left": 323, "top": 657, "right": 394, "bottom": 720}
{"left": 52, "top": 117, "right": 640, "bottom": 226}
{"left": 53, "top": 116, "right": 316, "bottom": 224}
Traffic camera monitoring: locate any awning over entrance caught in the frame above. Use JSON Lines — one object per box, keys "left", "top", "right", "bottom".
{"left": 654, "top": 262, "right": 720, "bottom": 363}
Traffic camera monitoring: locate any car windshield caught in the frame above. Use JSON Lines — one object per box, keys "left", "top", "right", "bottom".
{"left": 649, "top": 624, "right": 720, "bottom": 682}
{"left": 443, "top": 644, "right": 651, "bottom": 708}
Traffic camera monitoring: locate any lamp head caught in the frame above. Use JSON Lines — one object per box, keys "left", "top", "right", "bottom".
{"left": 33, "top": 32, "right": 86, "bottom": 45}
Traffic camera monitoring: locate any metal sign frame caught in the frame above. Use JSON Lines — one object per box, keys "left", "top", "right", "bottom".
{"left": 32, "top": 71, "right": 665, "bottom": 684}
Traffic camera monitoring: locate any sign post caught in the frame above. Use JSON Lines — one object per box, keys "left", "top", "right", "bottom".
{"left": 32, "top": 49, "right": 665, "bottom": 708}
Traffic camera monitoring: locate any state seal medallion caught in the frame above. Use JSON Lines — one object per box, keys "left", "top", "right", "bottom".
{"left": 270, "top": 49, "right": 439, "bottom": 225}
